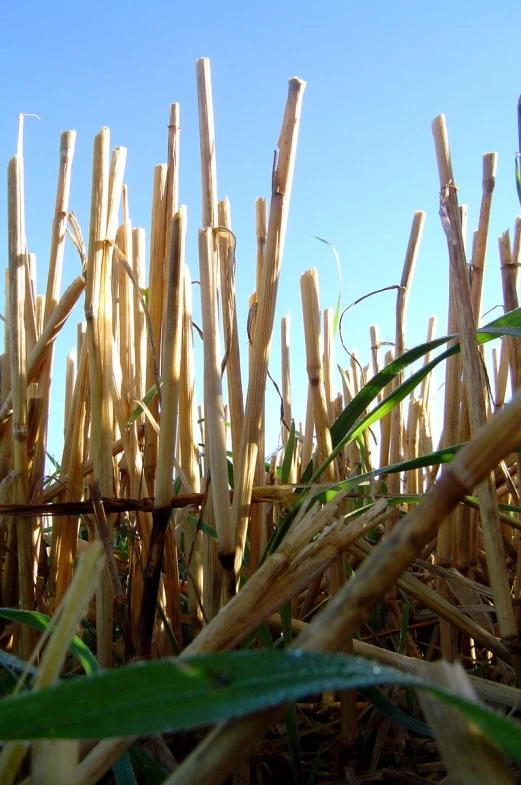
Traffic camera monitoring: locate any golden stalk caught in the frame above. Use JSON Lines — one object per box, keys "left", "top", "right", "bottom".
{"left": 432, "top": 114, "right": 521, "bottom": 676}
{"left": 178, "top": 264, "right": 203, "bottom": 628}
{"left": 131, "top": 227, "right": 147, "bottom": 409}
{"left": 378, "top": 349, "right": 393, "bottom": 471}
{"left": 143, "top": 163, "right": 167, "bottom": 494}
{"left": 186, "top": 496, "right": 388, "bottom": 657}
{"left": 8, "top": 153, "right": 35, "bottom": 658}
{"left": 248, "top": 200, "right": 268, "bottom": 575}
{"left": 196, "top": 58, "right": 218, "bottom": 229}
{"left": 85, "top": 131, "right": 126, "bottom": 667}
{"left": 281, "top": 312, "right": 296, "bottom": 484}
{"left": 418, "top": 315, "right": 436, "bottom": 483}
{"left": 456, "top": 157, "right": 497, "bottom": 572}
{"left": 300, "top": 269, "right": 336, "bottom": 482}
{"left": 499, "top": 230, "right": 521, "bottom": 392}
{"left": 218, "top": 198, "right": 244, "bottom": 459}
{"left": 30, "top": 131, "right": 76, "bottom": 500}
{"left": 323, "top": 307, "right": 335, "bottom": 425}
{"left": 388, "top": 211, "right": 424, "bottom": 517}
{"left": 137, "top": 207, "right": 186, "bottom": 657}
{"left": 51, "top": 336, "right": 90, "bottom": 602}
{"left": 29, "top": 541, "right": 104, "bottom": 785}
{"left": 231, "top": 77, "right": 305, "bottom": 580}
{"left": 162, "top": 103, "right": 180, "bottom": 330}
{"left": 64, "top": 350, "right": 76, "bottom": 433}
{"left": 300, "top": 268, "right": 353, "bottom": 738}
{"left": 0, "top": 275, "right": 85, "bottom": 426}
{"left": 498, "top": 229, "right": 521, "bottom": 601}
{"left": 199, "top": 226, "right": 234, "bottom": 599}
{"left": 300, "top": 382, "right": 314, "bottom": 472}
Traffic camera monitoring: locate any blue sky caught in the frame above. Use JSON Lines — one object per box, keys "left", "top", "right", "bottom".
{"left": 1, "top": 0, "right": 520, "bottom": 462}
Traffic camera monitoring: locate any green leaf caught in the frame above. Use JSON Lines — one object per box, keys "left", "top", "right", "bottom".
{"left": 285, "top": 702, "right": 303, "bottom": 784}
{"left": 227, "top": 457, "right": 234, "bottom": 490}
{"left": 112, "top": 752, "right": 138, "bottom": 785}
{"left": 360, "top": 686, "right": 432, "bottom": 737}
{"left": 0, "top": 650, "right": 37, "bottom": 696}
{"left": 332, "top": 334, "right": 452, "bottom": 448}
{"left": 426, "top": 688, "right": 521, "bottom": 764}
{"left": 0, "top": 609, "right": 99, "bottom": 675}
{"left": 280, "top": 420, "right": 296, "bottom": 486}
{"left": 128, "top": 743, "right": 167, "bottom": 785}
{"left": 1, "top": 650, "right": 520, "bottom": 766}
{"left": 127, "top": 377, "right": 163, "bottom": 426}
{"left": 516, "top": 155, "right": 521, "bottom": 207}
{"left": 303, "top": 445, "right": 463, "bottom": 511}
{"left": 307, "top": 754, "right": 321, "bottom": 785}
{"left": 185, "top": 514, "right": 218, "bottom": 541}
{"left": 0, "top": 652, "right": 414, "bottom": 739}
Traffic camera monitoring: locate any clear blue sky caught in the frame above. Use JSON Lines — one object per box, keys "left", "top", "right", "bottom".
{"left": 1, "top": 0, "right": 520, "bottom": 463}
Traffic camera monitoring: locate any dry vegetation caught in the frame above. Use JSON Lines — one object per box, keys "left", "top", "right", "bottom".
{"left": 1, "top": 59, "right": 521, "bottom": 784}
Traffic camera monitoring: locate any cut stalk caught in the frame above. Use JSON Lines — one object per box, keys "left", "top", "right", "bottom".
{"left": 432, "top": 114, "right": 521, "bottom": 677}
{"left": 248, "top": 200, "right": 268, "bottom": 575}
{"left": 199, "top": 226, "right": 234, "bottom": 600}
{"left": 8, "top": 154, "right": 35, "bottom": 658}
{"left": 388, "top": 211, "right": 424, "bottom": 521}
{"left": 196, "top": 58, "right": 218, "bottom": 229}
{"left": 218, "top": 198, "right": 244, "bottom": 458}
{"left": 30, "top": 131, "right": 76, "bottom": 499}
{"left": 137, "top": 207, "right": 186, "bottom": 657}
{"left": 178, "top": 264, "right": 203, "bottom": 629}
{"left": 231, "top": 78, "right": 305, "bottom": 579}
{"left": 143, "top": 163, "right": 168, "bottom": 494}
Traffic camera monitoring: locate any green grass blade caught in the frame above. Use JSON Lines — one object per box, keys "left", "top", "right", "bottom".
{"left": 0, "top": 652, "right": 420, "bottom": 739}
{"left": 280, "top": 420, "right": 296, "bottom": 485}
{"left": 307, "top": 755, "right": 321, "bottom": 785}
{"left": 309, "top": 236, "right": 342, "bottom": 336}
{"left": 0, "top": 651, "right": 37, "bottom": 696}
{"left": 112, "top": 752, "right": 138, "bottom": 785}
{"left": 360, "top": 686, "right": 432, "bottom": 737}
{"left": 318, "top": 309, "right": 521, "bottom": 483}
{"left": 128, "top": 743, "right": 168, "bottom": 785}
{"left": 422, "top": 687, "right": 521, "bottom": 765}
{"left": 185, "top": 514, "right": 218, "bottom": 541}
{"left": 127, "top": 377, "right": 163, "bottom": 426}
{"left": 331, "top": 334, "right": 453, "bottom": 447}
{"left": 1, "top": 650, "right": 520, "bottom": 765}
{"left": 0, "top": 609, "right": 99, "bottom": 675}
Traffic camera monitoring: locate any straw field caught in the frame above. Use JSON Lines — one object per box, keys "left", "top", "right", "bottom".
{"left": 1, "top": 59, "right": 521, "bottom": 784}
